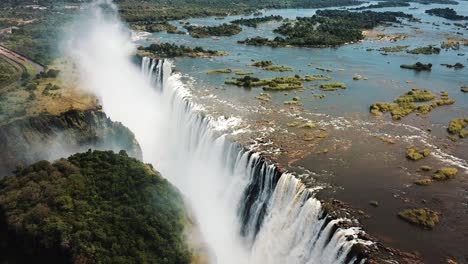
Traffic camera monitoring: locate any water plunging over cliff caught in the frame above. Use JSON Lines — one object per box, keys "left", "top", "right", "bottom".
{"left": 140, "top": 57, "right": 367, "bottom": 264}
{"left": 65, "top": 1, "right": 368, "bottom": 262}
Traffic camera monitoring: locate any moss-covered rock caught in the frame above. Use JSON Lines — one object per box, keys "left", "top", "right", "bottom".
{"left": 400, "top": 62, "right": 432, "bottom": 71}
{"left": 379, "top": 45, "right": 409, "bottom": 53}
{"left": 304, "top": 75, "right": 331, "bottom": 81}
{"left": 398, "top": 208, "right": 439, "bottom": 229}
{"left": 407, "top": 46, "right": 441, "bottom": 55}
{"left": 284, "top": 97, "right": 301, "bottom": 105}
{"left": 394, "top": 89, "right": 435, "bottom": 103}
{"left": 433, "top": 167, "right": 458, "bottom": 180}
{"left": 207, "top": 68, "right": 233, "bottom": 74}
{"left": 256, "top": 92, "right": 271, "bottom": 101}
{"left": 250, "top": 60, "right": 293, "bottom": 72}
{"left": 447, "top": 118, "right": 468, "bottom": 138}
{"left": 298, "top": 122, "right": 317, "bottom": 129}
{"left": 414, "top": 178, "right": 432, "bottom": 186}
{"left": 353, "top": 74, "right": 362, "bottom": 80}
{"left": 406, "top": 146, "right": 431, "bottom": 161}
{"left": 320, "top": 82, "right": 346, "bottom": 91}
{"left": 226, "top": 75, "right": 304, "bottom": 90}
{"left": 370, "top": 89, "right": 455, "bottom": 120}
{"left": 420, "top": 165, "right": 432, "bottom": 171}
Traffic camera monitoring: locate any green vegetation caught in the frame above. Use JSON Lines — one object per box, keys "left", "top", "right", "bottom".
{"left": 284, "top": 96, "right": 301, "bottom": 105}
{"left": 226, "top": 75, "right": 312, "bottom": 90}
{"left": 207, "top": 68, "right": 233, "bottom": 74}
{"left": 118, "top": 0, "right": 362, "bottom": 26}
{"left": 231, "top": 15, "right": 283, "bottom": 28}
{"left": 134, "top": 21, "right": 185, "bottom": 34}
{"left": 420, "top": 165, "right": 432, "bottom": 171}
{"left": 370, "top": 89, "right": 455, "bottom": 120}
{"left": 400, "top": 62, "right": 432, "bottom": 71}
{"left": 407, "top": 46, "right": 441, "bottom": 55}
{"left": 0, "top": 150, "right": 191, "bottom": 263}
{"left": 299, "top": 122, "right": 317, "bottom": 129}
{"left": 320, "top": 82, "right": 346, "bottom": 91}
{"left": 394, "top": 89, "right": 435, "bottom": 103}
{"left": 0, "top": 7, "right": 76, "bottom": 65}
{"left": 239, "top": 10, "right": 413, "bottom": 47}
{"left": 433, "top": 167, "right": 458, "bottom": 180}
{"left": 352, "top": 1, "right": 410, "bottom": 10}
{"left": 447, "top": 118, "right": 468, "bottom": 138}
{"left": 256, "top": 92, "right": 271, "bottom": 101}
{"left": 0, "top": 56, "right": 21, "bottom": 87}
{"left": 206, "top": 69, "right": 252, "bottom": 75}
{"left": 137, "top": 43, "right": 225, "bottom": 58}
{"left": 250, "top": 60, "right": 293, "bottom": 72}
{"left": 414, "top": 179, "right": 433, "bottom": 186}
{"left": 398, "top": 208, "right": 440, "bottom": 229}
{"left": 406, "top": 146, "right": 431, "bottom": 161}
{"left": 379, "top": 45, "right": 409, "bottom": 53}
{"left": 441, "top": 62, "right": 464, "bottom": 69}
{"left": 185, "top": 23, "right": 242, "bottom": 38}
{"left": 304, "top": 75, "right": 331, "bottom": 81}
{"left": 425, "top": 8, "right": 468, "bottom": 20}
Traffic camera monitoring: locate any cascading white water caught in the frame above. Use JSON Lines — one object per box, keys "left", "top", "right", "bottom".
{"left": 139, "top": 57, "right": 368, "bottom": 264}
{"left": 65, "top": 2, "right": 369, "bottom": 263}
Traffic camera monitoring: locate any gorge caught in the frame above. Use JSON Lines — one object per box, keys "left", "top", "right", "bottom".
{"left": 65, "top": 1, "right": 372, "bottom": 263}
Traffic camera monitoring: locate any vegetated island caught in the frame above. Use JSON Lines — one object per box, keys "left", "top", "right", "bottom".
{"left": 230, "top": 15, "right": 283, "bottom": 28}
{"left": 132, "top": 21, "right": 185, "bottom": 34}
{"left": 0, "top": 150, "right": 194, "bottom": 263}
{"left": 447, "top": 118, "right": 468, "bottom": 138}
{"left": 370, "top": 89, "right": 455, "bottom": 120}
{"left": 225, "top": 74, "right": 334, "bottom": 90}
{"left": 238, "top": 10, "right": 413, "bottom": 47}
{"left": 400, "top": 62, "right": 432, "bottom": 71}
{"left": 351, "top": 1, "right": 410, "bottom": 10}
{"left": 137, "top": 43, "right": 226, "bottom": 58}
{"left": 184, "top": 23, "right": 242, "bottom": 38}
{"left": 249, "top": 60, "right": 293, "bottom": 72}
{"left": 425, "top": 8, "right": 468, "bottom": 20}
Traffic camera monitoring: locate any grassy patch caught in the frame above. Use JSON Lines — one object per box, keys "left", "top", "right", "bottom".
{"left": 433, "top": 167, "right": 458, "bottom": 180}
{"left": 447, "top": 118, "right": 468, "bottom": 138}
{"left": 398, "top": 208, "right": 439, "bottom": 229}
{"left": 320, "top": 82, "right": 346, "bottom": 91}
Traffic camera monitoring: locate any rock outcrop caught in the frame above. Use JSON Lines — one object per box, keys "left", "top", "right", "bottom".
{"left": 0, "top": 110, "right": 142, "bottom": 176}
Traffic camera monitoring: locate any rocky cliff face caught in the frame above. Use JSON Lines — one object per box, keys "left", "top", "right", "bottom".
{"left": 0, "top": 109, "right": 142, "bottom": 176}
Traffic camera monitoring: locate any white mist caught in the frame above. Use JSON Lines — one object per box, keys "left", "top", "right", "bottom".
{"left": 64, "top": 1, "right": 250, "bottom": 263}
{"left": 64, "top": 1, "right": 364, "bottom": 263}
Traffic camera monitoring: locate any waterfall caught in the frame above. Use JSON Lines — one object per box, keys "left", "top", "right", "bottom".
{"left": 140, "top": 57, "right": 370, "bottom": 264}
{"left": 64, "top": 1, "right": 369, "bottom": 262}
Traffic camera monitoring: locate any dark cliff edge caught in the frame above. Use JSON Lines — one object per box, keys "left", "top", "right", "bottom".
{"left": 0, "top": 109, "right": 142, "bottom": 176}
{"left": 0, "top": 150, "right": 192, "bottom": 263}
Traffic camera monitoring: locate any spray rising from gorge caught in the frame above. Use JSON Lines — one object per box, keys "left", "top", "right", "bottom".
{"left": 65, "top": 1, "right": 369, "bottom": 263}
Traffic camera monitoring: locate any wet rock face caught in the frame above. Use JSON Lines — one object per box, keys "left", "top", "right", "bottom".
{"left": 0, "top": 110, "right": 142, "bottom": 176}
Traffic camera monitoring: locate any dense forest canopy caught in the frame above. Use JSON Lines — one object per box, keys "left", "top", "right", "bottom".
{"left": 0, "top": 150, "right": 191, "bottom": 264}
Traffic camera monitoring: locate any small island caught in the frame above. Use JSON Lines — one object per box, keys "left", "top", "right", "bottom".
{"left": 231, "top": 15, "right": 283, "bottom": 28}
{"left": 250, "top": 60, "right": 293, "bottom": 72}
{"left": 238, "top": 10, "right": 413, "bottom": 47}
{"left": 425, "top": 8, "right": 468, "bottom": 20}
{"left": 137, "top": 43, "right": 226, "bottom": 58}
{"left": 184, "top": 23, "right": 242, "bottom": 38}
{"left": 370, "top": 89, "right": 455, "bottom": 120}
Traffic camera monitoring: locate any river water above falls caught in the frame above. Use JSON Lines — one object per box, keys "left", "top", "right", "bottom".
{"left": 132, "top": 2, "right": 468, "bottom": 263}
{"left": 68, "top": 1, "right": 468, "bottom": 263}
